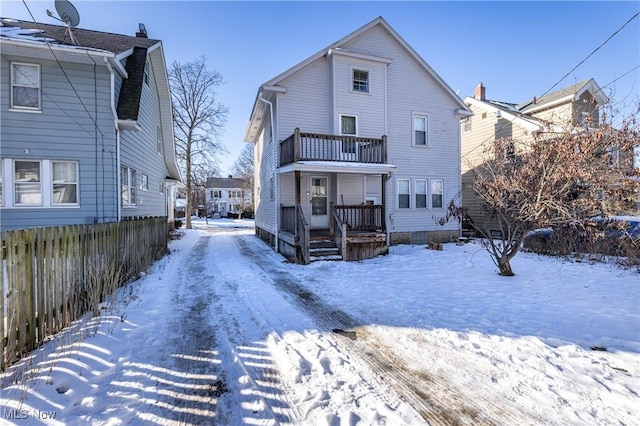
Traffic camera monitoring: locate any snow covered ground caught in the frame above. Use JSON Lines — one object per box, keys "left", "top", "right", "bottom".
{"left": 1, "top": 218, "right": 638, "bottom": 425}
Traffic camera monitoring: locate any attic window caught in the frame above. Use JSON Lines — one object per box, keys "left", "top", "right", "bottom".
{"left": 352, "top": 69, "right": 369, "bottom": 93}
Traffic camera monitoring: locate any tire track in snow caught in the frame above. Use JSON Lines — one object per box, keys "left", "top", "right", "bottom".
{"left": 197, "top": 228, "right": 300, "bottom": 424}
{"left": 233, "top": 234, "right": 535, "bottom": 425}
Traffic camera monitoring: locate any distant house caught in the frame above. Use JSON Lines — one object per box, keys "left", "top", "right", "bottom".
{"left": 244, "top": 16, "right": 471, "bottom": 263}
{"left": 0, "top": 18, "right": 182, "bottom": 234}
{"left": 205, "top": 176, "right": 252, "bottom": 218}
{"left": 461, "top": 79, "right": 611, "bottom": 232}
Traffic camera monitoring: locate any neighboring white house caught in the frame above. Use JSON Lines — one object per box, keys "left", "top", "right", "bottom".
{"left": 244, "top": 16, "right": 471, "bottom": 263}
{"left": 205, "top": 176, "right": 252, "bottom": 218}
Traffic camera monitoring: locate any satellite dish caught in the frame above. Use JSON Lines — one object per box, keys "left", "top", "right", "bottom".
{"left": 54, "top": 0, "right": 80, "bottom": 27}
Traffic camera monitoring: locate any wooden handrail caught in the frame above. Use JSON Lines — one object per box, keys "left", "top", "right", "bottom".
{"left": 296, "top": 204, "right": 310, "bottom": 264}
{"left": 279, "top": 130, "right": 387, "bottom": 166}
{"left": 333, "top": 204, "right": 384, "bottom": 232}
{"left": 331, "top": 204, "right": 347, "bottom": 260}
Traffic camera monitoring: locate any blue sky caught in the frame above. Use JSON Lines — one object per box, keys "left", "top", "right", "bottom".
{"left": 2, "top": 1, "right": 639, "bottom": 175}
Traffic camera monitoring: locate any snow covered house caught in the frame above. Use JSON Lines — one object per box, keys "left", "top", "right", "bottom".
{"left": 461, "top": 80, "right": 608, "bottom": 233}
{"left": 244, "top": 16, "right": 471, "bottom": 263}
{"left": 205, "top": 176, "right": 252, "bottom": 218}
{"left": 0, "top": 18, "right": 182, "bottom": 235}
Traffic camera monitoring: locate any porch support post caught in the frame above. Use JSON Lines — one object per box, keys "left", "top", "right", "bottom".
{"left": 294, "top": 128, "right": 301, "bottom": 162}
{"left": 294, "top": 170, "right": 301, "bottom": 240}
{"left": 381, "top": 174, "right": 387, "bottom": 232}
{"left": 381, "top": 135, "right": 387, "bottom": 163}
{"left": 294, "top": 170, "right": 301, "bottom": 205}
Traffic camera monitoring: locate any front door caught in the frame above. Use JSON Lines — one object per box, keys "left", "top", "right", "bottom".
{"left": 310, "top": 176, "right": 329, "bottom": 229}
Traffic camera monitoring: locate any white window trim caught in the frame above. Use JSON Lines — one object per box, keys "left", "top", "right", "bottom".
{"left": 51, "top": 160, "right": 79, "bottom": 206}
{"left": 140, "top": 173, "right": 149, "bottom": 191}
{"left": 13, "top": 159, "right": 43, "bottom": 207}
{"left": 121, "top": 165, "right": 137, "bottom": 208}
{"left": 10, "top": 62, "right": 42, "bottom": 112}
{"left": 415, "top": 179, "right": 428, "bottom": 209}
{"left": 397, "top": 178, "right": 410, "bottom": 209}
{"left": 431, "top": 178, "right": 444, "bottom": 209}
{"left": 339, "top": 114, "right": 358, "bottom": 136}
{"left": 394, "top": 177, "right": 446, "bottom": 211}
{"left": 412, "top": 113, "right": 429, "bottom": 147}
{"left": 350, "top": 66, "right": 371, "bottom": 95}
{"left": 0, "top": 159, "right": 79, "bottom": 208}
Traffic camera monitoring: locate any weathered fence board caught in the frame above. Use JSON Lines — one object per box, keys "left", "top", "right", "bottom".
{"left": 1, "top": 217, "right": 168, "bottom": 371}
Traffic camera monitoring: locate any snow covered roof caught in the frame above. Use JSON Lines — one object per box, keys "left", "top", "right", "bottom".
{"left": 0, "top": 18, "right": 159, "bottom": 54}
{"left": 517, "top": 79, "right": 607, "bottom": 114}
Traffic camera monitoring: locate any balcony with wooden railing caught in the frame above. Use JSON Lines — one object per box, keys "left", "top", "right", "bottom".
{"left": 280, "top": 128, "right": 387, "bottom": 166}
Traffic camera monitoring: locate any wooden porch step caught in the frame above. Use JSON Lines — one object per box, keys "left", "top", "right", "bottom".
{"left": 309, "top": 238, "right": 342, "bottom": 262}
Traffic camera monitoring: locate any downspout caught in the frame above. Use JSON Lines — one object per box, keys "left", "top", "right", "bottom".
{"left": 258, "top": 95, "right": 277, "bottom": 251}
{"left": 104, "top": 58, "right": 121, "bottom": 222}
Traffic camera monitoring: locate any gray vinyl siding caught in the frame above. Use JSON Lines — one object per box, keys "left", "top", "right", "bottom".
{"left": 1, "top": 54, "right": 118, "bottom": 234}
{"left": 332, "top": 56, "right": 386, "bottom": 138}
{"left": 345, "top": 25, "right": 461, "bottom": 232}
{"left": 255, "top": 113, "right": 276, "bottom": 235}
{"left": 336, "top": 174, "right": 364, "bottom": 205}
{"left": 278, "top": 59, "right": 332, "bottom": 137}
{"left": 120, "top": 54, "right": 169, "bottom": 219}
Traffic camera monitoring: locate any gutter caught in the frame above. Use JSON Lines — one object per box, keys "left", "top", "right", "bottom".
{"left": 104, "top": 58, "right": 121, "bottom": 222}
{"left": 258, "top": 94, "right": 278, "bottom": 252}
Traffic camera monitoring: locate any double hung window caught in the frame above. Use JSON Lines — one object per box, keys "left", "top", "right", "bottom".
{"left": 352, "top": 69, "right": 369, "bottom": 93}
{"left": 0, "top": 159, "right": 78, "bottom": 207}
{"left": 340, "top": 115, "right": 357, "bottom": 154}
{"left": 14, "top": 160, "right": 41, "bottom": 205}
{"left": 52, "top": 161, "right": 78, "bottom": 204}
{"left": 398, "top": 179, "right": 410, "bottom": 209}
{"left": 414, "top": 115, "right": 428, "bottom": 146}
{"left": 11, "top": 63, "right": 41, "bottom": 110}
{"left": 396, "top": 178, "right": 444, "bottom": 210}
{"left": 121, "top": 166, "right": 137, "bottom": 207}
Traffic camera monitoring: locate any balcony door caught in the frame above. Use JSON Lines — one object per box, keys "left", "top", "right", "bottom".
{"left": 310, "top": 176, "right": 329, "bottom": 229}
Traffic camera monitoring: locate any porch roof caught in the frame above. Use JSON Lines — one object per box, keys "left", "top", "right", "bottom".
{"left": 277, "top": 161, "right": 397, "bottom": 175}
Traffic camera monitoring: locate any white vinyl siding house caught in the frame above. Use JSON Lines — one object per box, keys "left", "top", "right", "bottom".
{"left": 205, "top": 176, "right": 252, "bottom": 218}
{"left": 245, "top": 17, "right": 470, "bottom": 261}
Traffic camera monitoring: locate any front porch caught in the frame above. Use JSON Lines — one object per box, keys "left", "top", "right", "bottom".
{"left": 272, "top": 128, "right": 394, "bottom": 264}
{"left": 279, "top": 204, "right": 388, "bottom": 264}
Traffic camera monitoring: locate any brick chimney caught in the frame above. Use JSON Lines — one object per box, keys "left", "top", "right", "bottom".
{"left": 136, "top": 23, "right": 147, "bottom": 38}
{"left": 474, "top": 82, "right": 486, "bottom": 101}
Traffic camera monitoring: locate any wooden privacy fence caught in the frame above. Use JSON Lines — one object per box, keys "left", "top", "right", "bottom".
{"left": 1, "top": 217, "right": 169, "bottom": 371}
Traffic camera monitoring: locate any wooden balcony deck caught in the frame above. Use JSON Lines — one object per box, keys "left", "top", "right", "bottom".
{"left": 280, "top": 128, "right": 387, "bottom": 166}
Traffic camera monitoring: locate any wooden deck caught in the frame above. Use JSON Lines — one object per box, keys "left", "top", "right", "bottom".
{"left": 281, "top": 228, "right": 388, "bottom": 263}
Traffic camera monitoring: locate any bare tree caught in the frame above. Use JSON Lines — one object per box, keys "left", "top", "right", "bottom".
{"left": 231, "top": 144, "right": 255, "bottom": 217}
{"left": 169, "top": 57, "right": 228, "bottom": 229}
{"left": 444, "top": 112, "right": 639, "bottom": 276}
